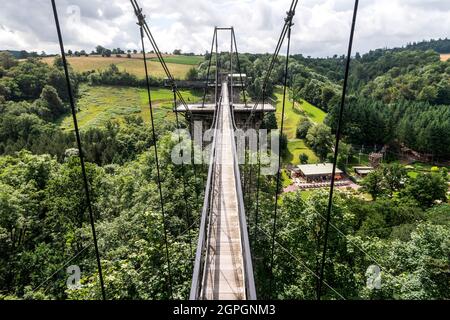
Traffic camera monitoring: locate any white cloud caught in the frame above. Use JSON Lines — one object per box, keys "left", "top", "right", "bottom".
{"left": 0, "top": 0, "right": 449, "bottom": 57}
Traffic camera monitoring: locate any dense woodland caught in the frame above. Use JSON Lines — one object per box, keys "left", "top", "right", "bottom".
{"left": 0, "top": 39, "right": 449, "bottom": 299}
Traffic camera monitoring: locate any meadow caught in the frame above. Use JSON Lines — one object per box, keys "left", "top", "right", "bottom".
{"left": 42, "top": 54, "right": 203, "bottom": 79}
{"left": 59, "top": 84, "right": 202, "bottom": 130}
{"left": 273, "top": 87, "right": 325, "bottom": 165}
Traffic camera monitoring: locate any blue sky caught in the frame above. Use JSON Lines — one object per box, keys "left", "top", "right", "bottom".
{"left": 0, "top": 0, "right": 449, "bottom": 57}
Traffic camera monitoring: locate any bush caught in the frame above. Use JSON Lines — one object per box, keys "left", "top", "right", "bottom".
{"left": 299, "top": 153, "right": 309, "bottom": 164}
{"left": 186, "top": 67, "right": 199, "bottom": 81}
{"left": 296, "top": 118, "right": 312, "bottom": 139}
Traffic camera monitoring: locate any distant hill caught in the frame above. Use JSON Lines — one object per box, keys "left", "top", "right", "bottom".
{"left": 0, "top": 50, "right": 41, "bottom": 59}
{"left": 403, "top": 38, "right": 450, "bottom": 54}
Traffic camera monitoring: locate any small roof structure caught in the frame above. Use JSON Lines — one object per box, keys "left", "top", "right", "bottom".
{"left": 296, "top": 163, "right": 343, "bottom": 176}
{"left": 354, "top": 166, "right": 374, "bottom": 175}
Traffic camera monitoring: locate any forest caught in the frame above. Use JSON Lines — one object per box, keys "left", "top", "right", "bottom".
{"left": 0, "top": 37, "right": 449, "bottom": 300}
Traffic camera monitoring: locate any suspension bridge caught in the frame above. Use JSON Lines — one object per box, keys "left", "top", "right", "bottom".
{"left": 51, "top": 0, "right": 359, "bottom": 301}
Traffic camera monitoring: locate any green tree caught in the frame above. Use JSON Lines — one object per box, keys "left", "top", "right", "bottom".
{"left": 296, "top": 118, "right": 312, "bottom": 139}
{"left": 305, "top": 124, "right": 333, "bottom": 161}
{"left": 186, "top": 67, "right": 199, "bottom": 81}
{"left": 0, "top": 52, "right": 18, "bottom": 69}
{"left": 382, "top": 163, "right": 407, "bottom": 195}
{"left": 403, "top": 173, "right": 448, "bottom": 208}
{"left": 33, "top": 85, "right": 66, "bottom": 120}
{"left": 361, "top": 170, "right": 385, "bottom": 200}
{"left": 299, "top": 153, "right": 309, "bottom": 164}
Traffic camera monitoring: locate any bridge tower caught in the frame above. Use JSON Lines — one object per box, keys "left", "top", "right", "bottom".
{"left": 175, "top": 27, "right": 275, "bottom": 134}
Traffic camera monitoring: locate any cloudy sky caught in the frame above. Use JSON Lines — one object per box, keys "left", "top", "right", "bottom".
{"left": 0, "top": 0, "right": 449, "bottom": 57}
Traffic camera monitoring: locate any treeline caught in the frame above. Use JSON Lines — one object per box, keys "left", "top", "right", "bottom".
{"left": 0, "top": 51, "right": 205, "bottom": 299}
{"left": 0, "top": 53, "right": 77, "bottom": 102}
{"left": 356, "top": 51, "right": 450, "bottom": 104}
{"left": 1, "top": 50, "right": 44, "bottom": 59}
{"left": 87, "top": 64, "right": 163, "bottom": 87}
{"left": 325, "top": 97, "right": 450, "bottom": 159}
{"left": 404, "top": 38, "right": 450, "bottom": 54}
{"left": 198, "top": 52, "right": 341, "bottom": 110}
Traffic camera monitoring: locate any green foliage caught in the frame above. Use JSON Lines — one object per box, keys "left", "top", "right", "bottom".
{"left": 326, "top": 97, "right": 450, "bottom": 159}
{"left": 185, "top": 67, "right": 199, "bottom": 81}
{"left": 305, "top": 123, "right": 333, "bottom": 161}
{"left": 299, "top": 153, "right": 309, "bottom": 164}
{"left": 0, "top": 57, "right": 78, "bottom": 102}
{"left": 404, "top": 38, "right": 450, "bottom": 53}
{"left": 0, "top": 135, "right": 204, "bottom": 299}
{"left": 0, "top": 51, "right": 18, "bottom": 69}
{"left": 402, "top": 173, "right": 448, "bottom": 208}
{"left": 296, "top": 118, "right": 312, "bottom": 139}
{"left": 361, "top": 163, "right": 407, "bottom": 199}
{"left": 361, "top": 170, "right": 385, "bottom": 200}
{"left": 262, "top": 112, "right": 277, "bottom": 130}
{"left": 88, "top": 64, "right": 162, "bottom": 87}
{"left": 32, "top": 85, "right": 67, "bottom": 121}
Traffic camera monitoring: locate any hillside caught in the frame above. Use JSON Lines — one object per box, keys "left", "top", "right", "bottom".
{"left": 58, "top": 84, "right": 202, "bottom": 130}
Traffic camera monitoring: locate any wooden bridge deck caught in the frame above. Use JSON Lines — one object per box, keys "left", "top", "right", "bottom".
{"left": 200, "top": 83, "right": 246, "bottom": 300}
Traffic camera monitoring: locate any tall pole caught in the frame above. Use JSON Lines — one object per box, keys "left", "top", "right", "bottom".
{"left": 230, "top": 28, "right": 234, "bottom": 106}
{"left": 215, "top": 28, "right": 219, "bottom": 106}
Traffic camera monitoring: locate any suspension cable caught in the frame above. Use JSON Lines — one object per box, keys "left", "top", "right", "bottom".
{"left": 130, "top": 0, "right": 191, "bottom": 116}
{"left": 269, "top": 9, "right": 295, "bottom": 298}
{"left": 246, "top": 1, "right": 299, "bottom": 240}
{"left": 50, "top": 0, "right": 106, "bottom": 300}
{"left": 231, "top": 28, "right": 248, "bottom": 107}
{"left": 244, "top": 0, "right": 299, "bottom": 129}
{"left": 137, "top": 23, "right": 173, "bottom": 299}
{"left": 173, "top": 87, "right": 193, "bottom": 259}
{"left": 252, "top": 91, "right": 264, "bottom": 248}
{"left": 317, "top": 0, "right": 359, "bottom": 301}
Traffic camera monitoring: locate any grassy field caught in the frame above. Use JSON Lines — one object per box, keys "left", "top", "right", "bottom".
{"left": 149, "top": 55, "right": 203, "bottom": 65}
{"left": 59, "top": 84, "right": 202, "bottom": 130}
{"left": 285, "top": 139, "right": 319, "bottom": 165}
{"left": 440, "top": 54, "right": 450, "bottom": 62}
{"left": 273, "top": 87, "right": 324, "bottom": 165}
{"left": 296, "top": 99, "right": 327, "bottom": 124}
{"left": 41, "top": 55, "right": 202, "bottom": 79}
